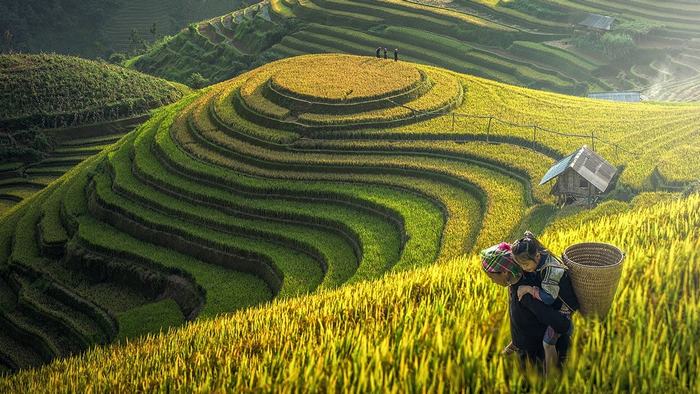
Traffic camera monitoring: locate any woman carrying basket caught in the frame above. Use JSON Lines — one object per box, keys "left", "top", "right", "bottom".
{"left": 509, "top": 232, "right": 579, "bottom": 374}
{"left": 480, "top": 239, "right": 575, "bottom": 373}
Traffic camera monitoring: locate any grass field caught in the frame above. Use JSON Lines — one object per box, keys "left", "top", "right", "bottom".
{"left": 0, "top": 55, "right": 698, "bottom": 390}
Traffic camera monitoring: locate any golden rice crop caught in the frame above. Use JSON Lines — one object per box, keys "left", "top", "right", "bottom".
{"left": 292, "top": 138, "right": 555, "bottom": 204}
{"left": 388, "top": 65, "right": 700, "bottom": 189}
{"left": 2, "top": 55, "right": 698, "bottom": 392}
{"left": 180, "top": 100, "right": 526, "bottom": 253}
{"left": 239, "top": 70, "right": 291, "bottom": 120}
{"left": 221, "top": 55, "right": 700, "bottom": 194}
{"left": 2, "top": 192, "right": 697, "bottom": 392}
{"left": 269, "top": 54, "right": 422, "bottom": 102}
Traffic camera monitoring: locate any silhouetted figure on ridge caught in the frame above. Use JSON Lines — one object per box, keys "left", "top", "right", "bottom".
{"left": 376, "top": 47, "right": 381, "bottom": 58}
{"left": 383, "top": 47, "right": 387, "bottom": 59}
{"left": 394, "top": 48, "right": 399, "bottom": 61}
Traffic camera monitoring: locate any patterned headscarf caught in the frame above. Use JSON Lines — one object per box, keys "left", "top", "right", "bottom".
{"left": 480, "top": 242, "right": 522, "bottom": 278}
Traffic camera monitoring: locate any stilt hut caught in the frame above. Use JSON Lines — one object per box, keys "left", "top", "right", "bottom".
{"left": 540, "top": 146, "right": 617, "bottom": 206}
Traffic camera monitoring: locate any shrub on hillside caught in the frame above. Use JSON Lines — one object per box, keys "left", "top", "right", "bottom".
{"left": 615, "top": 20, "right": 664, "bottom": 40}
{"left": 0, "top": 129, "right": 52, "bottom": 163}
{"left": 250, "top": 52, "right": 283, "bottom": 70}
{"left": 187, "top": 72, "right": 210, "bottom": 89}
{"left": 573, "top": 31, "right": 636, "bottom": 59}
{"left": 233, "top": 18, "right": 304, "bottom": 54}
{"left": 572, "top": 81, "right": 589, "bottom": 96}
{"left": 605, "top": 182, "right": 635, "bottom": 202}
{"left": 571, "top": 18, "right": 656, "bottom": 60}
{"left": 108, "top": 52, "right": 128, "bottom": 65}
{"left": 600, "top": 33, "right": 635, "bottom": 58}
{"left": 455, "top": 25, "right": 516, "bottom": 49}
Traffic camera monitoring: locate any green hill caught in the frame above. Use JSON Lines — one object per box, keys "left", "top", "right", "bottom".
{"left": 0, "top": 55, "right": 697, "bottom": 379}
{"left": 0, "top": 54, "right": 187, "bottom": 131}
{"left": 0, "top": 53, "right": 189, "bottom": 215}
{"left": 0, "top": 0, "right": 249, "bottom": 58}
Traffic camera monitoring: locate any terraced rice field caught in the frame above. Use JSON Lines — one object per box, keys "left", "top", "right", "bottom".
{"left": 133, "top": 0, "right": 614, "bottom": 94}
{"left": 0, "top": 55, "right": 698, "bottom": 380}
{"left": 132, "top": 0, "right": 700, "bottom": 102}
{"left": 0, "top": 54, "right": 188, "bottom": 213}
{"left": 0, "top": 122, "right": 140, "bottom": 217}
{"left": 101, "top": 0, "right": 248, "bottom": 53}
{"left": 543, "top": 0, "right": 700, "bottom": 36}
{"left": 472, "top": 0, "right": 700, "bottom": 101}
{"left": 3, "top": 189, "right": 698, "bottom": 391}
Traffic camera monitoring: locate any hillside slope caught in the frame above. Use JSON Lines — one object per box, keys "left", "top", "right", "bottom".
{"left": 130, "top": 0, "right": 598, "bottom": 93}
{"left": 1, "top": 186, "right": 698, "bottom": 391}
{"left": 0, "top": 53, "right": 189, "bottom": 214}
{"left": 0, "top": 55, "right": 697, "bottom": 377}
{"left": 131, "top": 0, "right": 700, "bottom": 101}
{"left": 100, "top": 0, "right": 252, "bottom": 54}
{"left": 457, "top": 0, "right": 700, "bottom": 101}
{"left": 0, "top": 54, "right": 187, "bottom": 131}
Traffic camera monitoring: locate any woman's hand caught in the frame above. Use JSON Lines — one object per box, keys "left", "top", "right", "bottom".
{"left": 517, "top": 285, "right": 533, "bottom": 301}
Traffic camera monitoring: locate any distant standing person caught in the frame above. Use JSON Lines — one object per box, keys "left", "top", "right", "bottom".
{"left": 376, "top": 47, "right": 381, "bottom": 58}
{"left": 394, "top": 48, "right": 399, "bottom": 61}
{"left": 383, "top": 47, "right": 387, "bottom": 59}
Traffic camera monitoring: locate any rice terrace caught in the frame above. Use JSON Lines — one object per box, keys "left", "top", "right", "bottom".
{"left": 0, "top": 1, "right": 699, "bottom": 392}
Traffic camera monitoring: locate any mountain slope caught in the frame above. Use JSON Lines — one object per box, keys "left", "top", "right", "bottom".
{"left": 1, "top": 187, "right": 697, "bottom": 391}
{"left": 130, "top": 0, "right": 700, "bottom": 101}
{"left": 0, "top": 53, "right": 189, "bottom": 215}
{"left": 0, "top": 54, "right": 188, "bottom": 131}
{"left": 0, "top": 54, "right": 697, "bottom": 377}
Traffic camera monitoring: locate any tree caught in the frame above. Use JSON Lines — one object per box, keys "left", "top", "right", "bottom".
{"left": 187, "top": 72, "right": 210, "bottom": 89}
{"left": 616, "top": 20, "right": 663, "bottom": 40}
{"left": 0, "top": 131, "right": 17, "bottom": 147}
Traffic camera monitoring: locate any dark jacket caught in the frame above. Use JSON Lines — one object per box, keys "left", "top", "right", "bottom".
{"left": 509, "top": 273, "right": 572, "bottom": 365}
{"left": 544, "top": 268, "right": 580, "bottom": 313}
{"left": 535, "top": 252, "right": 580, "bottom": 312}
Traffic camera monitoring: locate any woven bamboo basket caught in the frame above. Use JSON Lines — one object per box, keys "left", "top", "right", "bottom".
{"left": 562, "top": 242, "right": 625, "bottom": 319}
